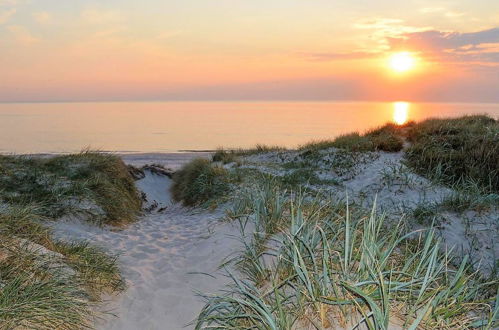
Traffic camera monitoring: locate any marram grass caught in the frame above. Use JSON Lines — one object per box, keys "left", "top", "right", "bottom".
{"left": 196, "top": 185, "right": 498, "bottom": 329}
{"left": 0, "top": 151, "right": 136, "bottom": 328}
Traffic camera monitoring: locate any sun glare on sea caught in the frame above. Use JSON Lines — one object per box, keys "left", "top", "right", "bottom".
{"left": 393, "top": 102, "right": 409, "bottom": 125}
{"left": 389, "top": 52, "right": 415, "bottom": 73}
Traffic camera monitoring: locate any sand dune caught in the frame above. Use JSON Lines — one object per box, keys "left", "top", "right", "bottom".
{"left": 52, "top": 155, "right": 241, "bottom": 330}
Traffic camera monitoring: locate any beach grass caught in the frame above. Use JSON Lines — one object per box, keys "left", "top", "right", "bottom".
{"left": 0, "top": 151, "right": 141, "bottom": 225}
{"left": 299, "top": 123, "right": 405, "bottom": 153}
{"left": 171, "top": 158, "right": 231, "bottom": 206}
{"left": 0, "top": 152, "right": 138, "bottom": 328}
{"left": 197, "top": 188, "right": 498, "bottom": 329}
{"left": 235, "top": 144, "right": 287, "bottom": 156}
{"left": 211, "top": 145, "right": 287, "bottom": 164}
{"left": 0, "top": 254, "right": 92, "bottom": 330}
{"left": 0, "top": 205, "right": 125, "bottom": 328}
{"left": 404, "top": 115, "right": 499, "bottom": 193}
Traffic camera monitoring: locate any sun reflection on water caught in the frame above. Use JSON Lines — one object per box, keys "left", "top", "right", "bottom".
{"left": 393, "top": 102, "right": 409, "bottom": 125}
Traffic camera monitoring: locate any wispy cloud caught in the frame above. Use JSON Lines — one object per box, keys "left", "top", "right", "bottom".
{"left": 388, "top": 28, "right": 499, "bottom": 64}
{"left": 301, "top": 23, "right": 499, "bottom": 66}
{"left": 298, "top": 51, "right": 379, "bottom": 61}
{"left": 300, "top": 18, "right": 431, "bottom": 61}
{"left": 0, "top": 8, "right": 15, "bottom": 24}
{"left": 156, "top": 30, "right": 182, "bottom": 41}
{"left": 80, "top": 8, "right": 125, "bottom": 25}
{"left": 354, "top": 18, "right": 428, "bottom": 36}
{"left": 419, "top": 7, "right": 465, "bottom": 18}
{"left": 32, "top": 11, "right": 51, "bottom": 24}
{"left": 0, "top": 0, "right": 19, "bottom": 6}
{"left": 352, "top": 17, "right": 432, "bottom": 52}
{"left": 7, "top": 25, "right": 38, "bottom": 44}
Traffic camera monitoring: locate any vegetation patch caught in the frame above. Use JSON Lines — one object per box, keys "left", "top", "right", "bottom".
{"left": 0, "top": 256, "right": 91, "bottom": 330}
{"left": 197, "top": 189, "right": 498, "bottom": 329}
{"left": 327, "top": 133, "right": 375, "bottom": 152}
{"left": 280, "top": 168, "right": 320, "bottom": 186}
{"left": 300, "top": 123, "right": 404, "bottom": 153}
{"left": 171, "top": 158, "right": 231, "bottom": 206}
{"left": 54, "top": 241, "right": 125, "bottom": 298}
{"left": 440, "top": 191, "right": 499, "bottom": 213}
{"left": 0, "top": 206, "right": 124, "bottom": 329}
{"left": 411, "top": 203, "right": 439, "bottom": 225}
{"left": 0, "top": 151, "right": 141, "bottom": 225}
{"left": 234, "top": 144, "right": 287, "bottom": 156}
{"left": 405, "top": 115, "right": 499, "bottom": 193}
{"left": 364, "top": 123, "right": 405, "bottom": 152}
{"left": 212, "top": 148, "right": 240, "bottom": 164}
{"left": 0, "top": 152, "right": 137, "bottom": 328}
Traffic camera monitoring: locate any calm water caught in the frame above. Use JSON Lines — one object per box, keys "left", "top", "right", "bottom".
{"left": 1, "top": 101, "right": 498, "bottom": 154}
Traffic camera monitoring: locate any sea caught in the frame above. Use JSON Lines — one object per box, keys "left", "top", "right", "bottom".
{"left": 1, "top": 101, "right": 498, "bottom": 154}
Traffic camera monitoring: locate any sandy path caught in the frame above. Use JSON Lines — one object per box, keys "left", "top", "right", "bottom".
{"left": 52, "top": 167, "right": 240, "bottom": 329}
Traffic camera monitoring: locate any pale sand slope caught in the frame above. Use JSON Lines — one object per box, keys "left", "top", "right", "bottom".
{"left": 242, "top": 149, "right": 498, "bottom": 274}
{"left": 52, "top": 153, "right": 244, "bottom": 330}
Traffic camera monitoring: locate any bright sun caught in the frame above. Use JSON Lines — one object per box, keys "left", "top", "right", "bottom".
{"left": 389, "top": 52, "right": 415, "bottom": 73}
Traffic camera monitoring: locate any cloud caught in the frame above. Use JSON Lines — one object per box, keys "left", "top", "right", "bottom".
{"left": 418, "top": 7, "right": 464, "bottom": 18}
{"left": 0, "top": 0, "right": 19, "bottom": 6}
{"left": 156, "top": 30, "right": 182, "bottom": 40}
{"left": 32, "top": 11, "right": 51, "bottom": 24}
{"left": 354, "top": 18, "right": 428, "bottom": 36}
{"left": 301, "top": 25, "right": 499, "bottom": 66}
{"left": 80, "top": 8, "right": 125, "bottom": 25}
{"left": 351, "top": 17, "right": 433, "bottom": 53}
{"left": 298, "top": 18, "right": 430, "bottom": 62}
{"left": 298, "top": 51, "right": 379, "bottom": 61}
{"left": 388, "top": 27, "right": 499, "bottom": 64}
{"left": 0, "top": 8, "right": 15, "bottom": 24}
{"left": 7, "top": 25, "right": 38, "bottom": 44}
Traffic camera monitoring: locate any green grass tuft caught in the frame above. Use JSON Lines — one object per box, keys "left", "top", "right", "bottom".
{"left": 212, "top": 148, "right": 240, "bottom": 164}
{"left": 0, "top": 152, "right": 136, "bottom": 328}
{"left": 54, "top": 241, "right": 125, "bottom": 299}
{"left": 0, "top": 151, "right": 142, "bottom": 225}
{"left": 365, "top": 123, "right": 405, "bottom": 152}
{"left": 171, "top": 158, "right": 231, "bottom": 206}
{"left": 197, "top": 192, "right": 497, "bottom": 329}
{"left": 234, "top": 144, "right": 287, "bottom": 156}
{"left": 405, "top": 115, "right": 499, "bottom": 193}
{"left": 300, "top": 123, "right": 404, "bottom": 153}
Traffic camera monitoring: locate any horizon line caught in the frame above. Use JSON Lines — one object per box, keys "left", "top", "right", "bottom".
{"left": 2, "top": 99, "right": 499, "bottom": 105}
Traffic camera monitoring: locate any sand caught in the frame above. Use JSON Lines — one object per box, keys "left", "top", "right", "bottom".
{"left": 52, "top": 153, "right": 242, "bottom": 330}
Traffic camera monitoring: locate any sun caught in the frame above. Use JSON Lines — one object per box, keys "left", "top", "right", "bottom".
{"left": 389, "top": 52, "right": 415, "bottom": 73}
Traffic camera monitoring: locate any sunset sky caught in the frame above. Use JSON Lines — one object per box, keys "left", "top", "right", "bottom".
{"left": 1, "top": 0, "right": 498, "bottom": 102}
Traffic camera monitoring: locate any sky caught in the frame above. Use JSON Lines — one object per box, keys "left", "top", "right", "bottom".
{"left": 1, "top": 0, "right": 498, "bottom": 102}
